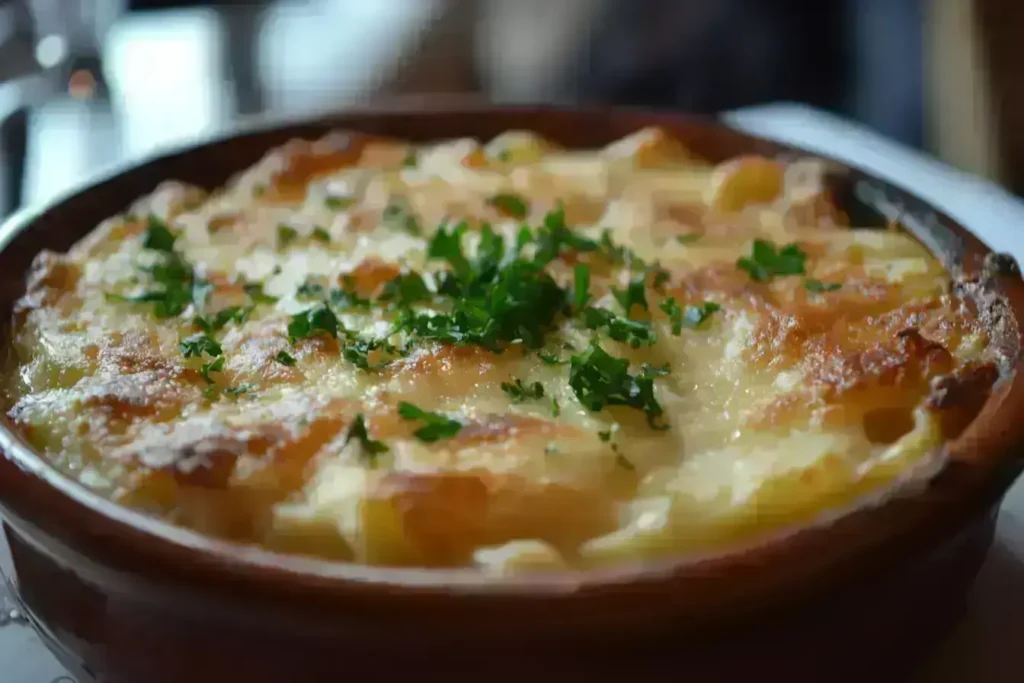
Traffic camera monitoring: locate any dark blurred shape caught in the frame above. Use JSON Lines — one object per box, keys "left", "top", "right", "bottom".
{"left": 573, "top": 0, "right": 847, "bottom": 115}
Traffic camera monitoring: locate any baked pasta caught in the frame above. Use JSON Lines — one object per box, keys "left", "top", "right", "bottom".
{"left": 4, "top": 127, "right": 1008, "bottom": 573}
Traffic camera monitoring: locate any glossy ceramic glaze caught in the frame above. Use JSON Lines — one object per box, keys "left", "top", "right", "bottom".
{"left": 0, "top": 105, "right": 1022, "bottom": 683}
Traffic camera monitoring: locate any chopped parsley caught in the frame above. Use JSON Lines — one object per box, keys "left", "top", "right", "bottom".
{"left": 378, "top": 271, "right": 432, "bottom": 308}
{"left": 487, "top": 193, "right": 530, "bottom": 219}
{"left": 342, "top": 338, "right": 394, "bottom": 371}
{"left": 532, "top": 207, "right": 598, "bottom": 266}
{"left": 582, "top": 308, "right": 657, "bottom": 348}
{"left": 397, "top": 402, "right": 462, "bottom": 442}
{"left": 311, "top": 227, "right": 331, "bottom": 243}
{"left": 194, "top": 306, "right": 251, "bottom": 333}
{"left": 288, "top": 304, "right": 339, "bottom": 342}
{"left": 501, "top": 377, "right": 545, "bottom": 402}
{"left": 277, "top": 224, "right": 299, "bottom": 249}
{"left": 243, "top": 282, "right": 278, "bottom": 304}
{"left": 381, "top": 199, "right": 421, "bottom": 236}
{"left": 611, "top": 272, "right": 649, "bottom": 315}
{"left": 274, "top": 350, "right": 297, "bottom": 366}
{"left": 804, "top": 278, "right": 841, "bottom": 293}
{"left": 402, "top": 149, "right": 418, "bottom": 168}
{"left": 343, "top": 414, "right": 389, "bottom": 465}
{"left": 551, "top": 398, "right": 561, "bottom": 417}
{"left": 675, "top": 234, "right": 701, "bottom": 244}
{"left": 539, "top": 352, "right": 566, "bottom": 365}
{"left": 107, "top": 239, "right": 196, "bottom": 318}
{"left": 615, "top": 453, "right": 636, "bottom": 471}
{"left": 143, "top": 216, "right": 177, "bottom": 252}
{"left": 737, "top": 240, "right": 807, "bottom": 282}
{"left": 573, "top": 264, "right": 591, "bottom": 311}
{"left": 224, "top": 384, "right": 252, "bottom": 397}
{"left": 569, "top": 342, "right": 667, "bottom": 428}
{"left": 296, "top": 280, "right": 326, "bottom": 299}
{"left": 199, "top": 356, "right": 224, "bottom": 384}
{"left": 659, "top": 298, "right": 720, "bottom": 334}
{"left": 324, "top": 196, "right": 355, "bottom": 211}
{"left": 330, "top": 278, "right": 372, "bottom": 309}
{"left": 179, "top": 333, "right": 222, "bottom": 358}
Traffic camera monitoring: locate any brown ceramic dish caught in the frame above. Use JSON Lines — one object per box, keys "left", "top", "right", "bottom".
{"left": 0, "top": 105, "right": 1022, "bottom": 683}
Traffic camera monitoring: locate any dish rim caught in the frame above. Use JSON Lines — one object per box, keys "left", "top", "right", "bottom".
{"left": 0, "top": 102, "right": 1022, "bottom": 606}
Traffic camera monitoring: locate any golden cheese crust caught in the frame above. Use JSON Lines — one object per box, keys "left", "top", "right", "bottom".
{"left": 3, "top": 127, "right": 1006, "bottom": 573}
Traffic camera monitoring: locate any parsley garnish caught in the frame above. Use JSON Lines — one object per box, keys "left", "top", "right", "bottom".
{"left": 194, "top": 306, "right": 251, "bottom": 333}
{"left": 296, "top": 279, "right": 326, "bottom": 299}
{"left": 397, "top": 402, "right": 462, "bottom": 442}
{"left": 675, "top": 234, "right": 701, "bottom": 244}
{"left": 288, "top": 304, "right": 339, "bottom": 342}
{"left": 381, "top": 199, "right": 420, "bottom": 235}
{"left": 539, "top": 352, "right": 566, "bottom": 365}
{"left": 659, "top": 298, "right": 720, "bottom": 334}
{"left": 551, "top": 398, "right": 561, "bottom": 417}
{"left": 277, "top": 224, "right": 299, "bottom": 249}
{"left": 488, "top": 193, "right": 530, "bottom": 219}
{"left": 343, "top": 414, "right": 389, "bottom": 464}
{"left": 243, "top": 282, "right": 278, "bottom": 304}
{"left": 569, "top": 342, "right": 667, "bottom": 428}
{"left": 311, "top": 227, "right": 331, "bottom": 243}
{"left": 179, "top": 333, "right": 222, "bottom": 358}
{"left": 330, "top": 278, "right": 372, "bottom": 309}
{"left": 573, "top": 264, "right": 591, "bottom": 311}
{"left": 402, "top": 149, "right": 418, "bottom": 168}
{"left": 224, "top": 384, "right": 252, "bottom": 397}
{"left": 532, "top": 207, "right": 598, "bottom": 266}
{"left": 737, "top": 240, "right": 807, "bottom": 282}
{"left": 274, "top": 350, "right": 296, "bottom": 366}
{"left": 378, "top": 271, "right": 431, "bottom": 308}
{"left": 804, "top": 279, "right": 841, "bottom": 293}
{"left": 427, "top": 222, "right": 472, "bottom": 279}
{"left": 324, "top": 196, "right": 355, "bottom": 211}
{"left": 582, "top": 308, "right": 657, "bottom": 348}
{"left": 199, "top": 356, "right": 224, "bottom": 384}
{"left": 501, "top": 378, "right": 545, "bottom": 402}
{"left": 611, "top": 272, "right": 649, "bottom": 315}
{"left": 143, "top": 216, "right": 177, "bottom": 252}
{"left": 342, "top": 338, "right": 393, "bottom": 370}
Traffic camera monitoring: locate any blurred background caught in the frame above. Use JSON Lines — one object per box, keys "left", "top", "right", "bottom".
{"left": 0, "top": 0, "right": 1013, "bottom": 219}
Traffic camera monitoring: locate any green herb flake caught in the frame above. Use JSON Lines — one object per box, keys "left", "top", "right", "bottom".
{"left": 539, "top": 352, "right": 565, "bottom": 366}
{"left": 488, "top": 193, "right": 530, "bottom": 220}
{"left": 277, "top": 224, "right": 299, "bottom": 249}
{"left": 676, "top": 234, "right": 701, "bottom": 244}
{"left": 615, "top": 453, "right": 636, "bottom": 471}
{"left": 378, "top": 271, "right": 431, "bottom": 308}
{"left": 311, "top": 227, "right": 331, "bottom": 243}
{"left": 737, "top": 239, "right": 807, "bottom": 282}
{"left": 343, "top": 414, "right": 389, "bottom": 465}
{"left": 681, "top": 301, "right": 721, "bottom": 329}
{"left": 143, "top": 216, "right": 177, "bottom": 252}
{"left": 324, "top": 196, "right": 355, "bottom": 211}
{"left": 199, "top": 356, "right": 225, "bottom": 384}
{"left": 551, "top": 398, "right": 561, "bottom": 417}
{"left": 501, "top": 377, "right": 545, "bottom": 402}
{"left": 402, "top": 149, "right": 418, "bottom": 168}
{"left": 611, "top": 272, "right": 649, "bottom": 315}
{"left": 179, "top": 333, "right": 223, "bottom": 358}
{"left": 804, "top": 278, "right": 841, "bottom": 293}
{"left": 381, "top": 199, "right": 421, "bottom": 236}
{"left": 274, "top": 350, "right": 297, "bottom": 366}
{"left": 244, "top": 282, "right": 279, "bottom": 304}
{"left": 582, "top": 308, "right": 657, "bottom": 348}
{"left": 288, "top": 304, "right": 339, "bottom": 342}
{"left": 573, "top": 264, "right": 591, "bottom": 311}
{"left": 224, "top": 384, "right": 252, "bottom": 397}
{"left": 569, "top": 342, "right": 667, "bottom": 428}
{"left": 397, "top": 401, "right": 462, "bottom": 443}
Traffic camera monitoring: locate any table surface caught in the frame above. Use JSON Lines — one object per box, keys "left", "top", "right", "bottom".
{"left": 2, "top": 102, "right": 1024, "bottom": 682}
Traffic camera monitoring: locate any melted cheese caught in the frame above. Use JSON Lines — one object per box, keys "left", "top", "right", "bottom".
{"left": 4, "top": 128, "right": 1002, "bottom": 572}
